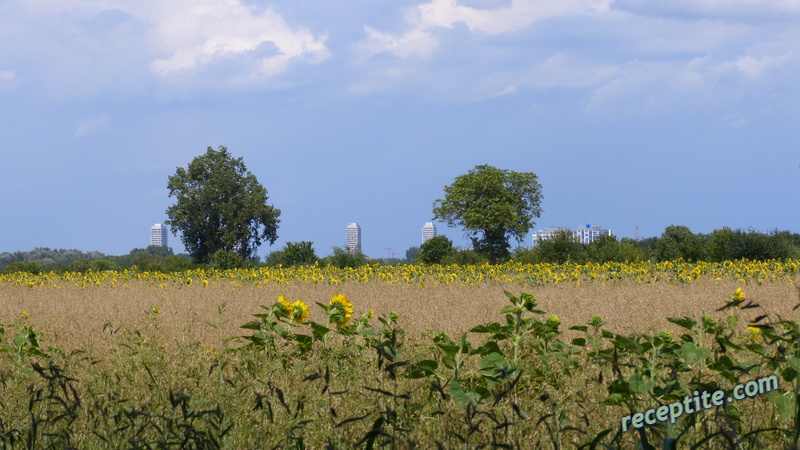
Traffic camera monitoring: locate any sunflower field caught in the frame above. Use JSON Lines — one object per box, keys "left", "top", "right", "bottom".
{"left": 1, "top": 258, "right": 797, "bottom": 288}
{"left": 0, "top": 259, "right": 799, "bottom": 447}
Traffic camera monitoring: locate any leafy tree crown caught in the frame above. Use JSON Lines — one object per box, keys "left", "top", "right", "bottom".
{"left": 165, "top": 146, "right": 280, "bottom": 263}
{"left": 432, "top": 164, "right": 543, "bottom": 263}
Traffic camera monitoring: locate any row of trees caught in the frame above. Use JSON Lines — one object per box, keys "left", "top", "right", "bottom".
{"left": 408, "top": 226, "right": 800, "bottom": 266}
{"left": 0, "top": 248, "right": 107, "bottom": 270}
{"left": 2, "top": 225, "right": 798, "bottom": 274}
{"left": 0, "top": 244, "right": 367, "bottom": 274}
{"left": 262, "top": 225, "right": 800, "bottom": 268}
{"left": 0, "top": 246, "right": 186, "bottom": 275}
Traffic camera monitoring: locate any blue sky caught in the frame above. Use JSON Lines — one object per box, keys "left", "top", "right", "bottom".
{"left": 2, "top": 0, "right": 798, "bottom": 259}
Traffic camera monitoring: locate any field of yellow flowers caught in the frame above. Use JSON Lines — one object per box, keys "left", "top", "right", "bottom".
{"left": 0, "top": 259, "right": 799, "bottom": 447}
{"left": 2, "top": 259, "right": 798, "bottom": 289}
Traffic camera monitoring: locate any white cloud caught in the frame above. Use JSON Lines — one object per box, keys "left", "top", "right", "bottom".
{"left": 584, "top": 59, "right": 711, "bottom": 116}
{"left": 0, "top": 70, "right": 15, "bottom": 91}
{"left": 582, "top": 52, "right": 784, "bottom": 117}
{"left": 356, "top": 26, "right": 438, "bottom": 58}
{"left": 345, "top": 67, "right": 417, "bottom": 95}
{"left": 143, "top": 1, "right": 330, "bottom": 77}
{"left": 734, "top": 52, "right": 791, "bottom": 79}
{"left": 494, "top": 85, "right": 518, "bottom": 96}
{"left": 612, "top": 0, "right": 800, "bottom": 18}
{"left": 6, "top": 0, "right": 330, "bottom": 87}
{"left": 356, "top": 0, "right": 612, "bottom": 59}
{"left": 74, "top": 114, "right": 109, "bottom": 137}
{"left": 530, "top": 55, "right": 619, "bottom": 89}
{"left": 412, "top": 0, "right": 611, "bottom": 34}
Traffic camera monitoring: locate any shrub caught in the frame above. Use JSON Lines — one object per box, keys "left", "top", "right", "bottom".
{"left": 1, "top": 261, "right": 43, "bottom": 275}
{"left": 419, "top": 236, "right": 455, "bottom": 264}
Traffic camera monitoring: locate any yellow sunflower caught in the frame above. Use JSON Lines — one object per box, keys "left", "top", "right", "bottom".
{"left": 329, "top": 293, "right": 354, "bottom": 327}
{"left": 747, "top": 326, "right": 761, "bottom": 341}
{"left": 290, "top": 300, "right": 310, "bottom": 324}
{"left": 732, "top": 288, "right": 746, "bottom": 307}
{"left": 274, "top": 295, "right": 292, "bottom": 317}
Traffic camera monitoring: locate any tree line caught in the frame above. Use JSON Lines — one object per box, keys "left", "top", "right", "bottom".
{"left": 410, "top": 225, "right": 800, "bottom": 265}
{"left": 0, "top": 244, "right": 369, "bottom": 274}
{"left": 2, "top": 225, "right": 798, "bottom": 275}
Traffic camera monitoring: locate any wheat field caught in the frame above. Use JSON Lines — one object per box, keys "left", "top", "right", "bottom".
{"left": 2, "top": 264, "right": 799, "bottom": 448}
{"left": 2, "top": 277, "right": 797, "bottom": 353}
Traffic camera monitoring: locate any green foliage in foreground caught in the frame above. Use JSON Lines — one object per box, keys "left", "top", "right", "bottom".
{"left": 1, "top": 290, "right": 800, "bottom": 448}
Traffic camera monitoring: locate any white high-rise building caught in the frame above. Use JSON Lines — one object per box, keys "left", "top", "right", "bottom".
{"left": 346, "top": 222, "right": 361, "bottom": 254}
{"left": 531, "top": 225, "right": 613, "bottom": 247}
{"left": 422, "top": 222, "right": 437, "bottom": 244}
{"left": 574, "top": 225, "right": 613, "bottom": 245}
{"left": 150, "top": 223, "right": 168, "bottom": 247}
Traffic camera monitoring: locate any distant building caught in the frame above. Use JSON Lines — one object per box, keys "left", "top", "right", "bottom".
{"left": 346, "top": 222, "right": 361, "bottom": 254}
{"left": 150, "top": 223, "right": 168, "bottom": 247}
{"left": 532, "top": 227, "right": 569, "bottom": 247}
{"left": 422, "top": 222, "right": 437, "bottom": 244}
{"left": 574, "top": 224, "right": 613, "bottom": 245}
{"left": 532, "top": 225, "right": 613, "bottom": 247}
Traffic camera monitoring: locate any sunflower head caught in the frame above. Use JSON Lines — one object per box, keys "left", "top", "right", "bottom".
{"left": 521, "top": 292, "right": 538, "bottom": 312}
{"left": 329, "top": 293, "right": 354, "bottom": 327}
{"left": 747, "top": 325, "right": 761, "bottom": 341}
{"left": 273, "top": 295, "right": 292, "bottom": 318}
{"left": 289, "top": 300, "right": 310, "bottom": 324}
{"left": 732, "top": 288, "right": 746, "bottom": 306}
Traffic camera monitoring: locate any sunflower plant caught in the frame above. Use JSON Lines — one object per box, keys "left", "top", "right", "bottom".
{"left": 241, "top": 296, "right": 314, "bottom": 357}
{"left": 470, "top": 291, "right": 546, "bottom": 365}
{"left": 326, "top": 293, "right": 355, "bottom": 328}
{"left": 0, "top": 321, "right": 50, "bottom": 375}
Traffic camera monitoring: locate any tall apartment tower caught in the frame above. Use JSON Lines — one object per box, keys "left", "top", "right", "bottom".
{"left": 150, "top": 223, "right": 168, "bottom": 247}
{"left": 346, "top": 222, "right": 361, "bottom": 254}
{"left": 574, "top": 224, "right": 613, "bottom": 245}
{"left": 422, "top": 222, "right": 437, "bottom": 244}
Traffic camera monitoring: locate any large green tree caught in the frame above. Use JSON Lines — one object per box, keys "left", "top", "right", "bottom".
{"left": 432, "top": 164, "right": 543, "bottom": 264}
{"left": 166, "top": 146, "right": 281, "bottom": 263}
{"left": 418, "top": 235, "right": 455, "bottom": 264}
{"left": 654, "top": 225, "right": 705, "bottom": 262}
{"left": 266, "top": 241, "right": 319, "bottom": 267}
{"left": 533, "top": 229, "right": 585, "bottom": 264}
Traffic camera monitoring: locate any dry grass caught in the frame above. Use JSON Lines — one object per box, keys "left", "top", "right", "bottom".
{"left": 1, "top": 278, "right": 797, "bottom": 353}
{"left": 2, "top": 275, "right": 799, "bottom": 448}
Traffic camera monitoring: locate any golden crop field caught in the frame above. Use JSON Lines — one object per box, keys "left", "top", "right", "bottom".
{"left": 1, "top": 260, "right": 797, "bottom": 352}
{"left": 1, "top": 259, "right": 799, "bottom": 448}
